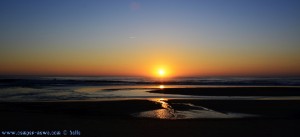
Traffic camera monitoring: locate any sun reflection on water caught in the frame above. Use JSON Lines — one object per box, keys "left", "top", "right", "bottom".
{"left": 159, "top": 85, "right": 165, "bottom": 89}
{"left": 151, "top": 109, "right": 174, "bottom": 119}
{"left": 153, "top": 98, "right": 169, "bottom": 109}
{"left": 134, "top": 97, "right": 258, "bottom": 119}
{"left": 147, "top": 98, "right": 176, "bottom": 119}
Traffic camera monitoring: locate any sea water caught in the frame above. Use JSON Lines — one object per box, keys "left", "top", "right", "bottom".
{"left": 1, "top": 76, "right": 300, "bottom": 119}
{"left": 0, "top": 76, "right": 300, "bottom": 102}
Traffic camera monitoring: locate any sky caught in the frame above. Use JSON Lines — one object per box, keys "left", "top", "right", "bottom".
{"left": 0, "top": 0, "right": 300, "bottom": 77}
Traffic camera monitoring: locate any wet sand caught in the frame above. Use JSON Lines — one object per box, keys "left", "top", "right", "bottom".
{"left": 1, "top": 99, "right": 300, "bottom": 137}
{"left": 1, "top": 86, "right": 300, "bottom": 136}
{"left": 149, "top": 87, "right": 300, "bottom": 96}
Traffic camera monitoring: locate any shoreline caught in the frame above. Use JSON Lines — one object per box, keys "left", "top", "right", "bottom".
{"left": 1, "top": 87, "right": 300, "bottom": 136}
{"left": 149, "top": 87, "right": 300, "bottom": 96}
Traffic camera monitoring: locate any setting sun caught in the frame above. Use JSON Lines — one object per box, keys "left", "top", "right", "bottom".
{"left": 158, "top": 69, "right": 165, "bottom": 77}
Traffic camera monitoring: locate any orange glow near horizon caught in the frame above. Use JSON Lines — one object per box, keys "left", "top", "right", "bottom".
{"left": 151, "top": 65, "right": 173, "bottom": 78}
{"left": 1, "top": 57, "right": 300, "bottom": 77}
{"left": 0, "top": 47, "right": 300, "bottom": 77}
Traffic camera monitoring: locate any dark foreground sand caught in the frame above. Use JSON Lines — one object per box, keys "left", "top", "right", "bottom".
{"left": 1, "top": 87, "right": 300, "bottom": 137}
{"left": 1, "top": 99, "right": 300, "bottom": 137}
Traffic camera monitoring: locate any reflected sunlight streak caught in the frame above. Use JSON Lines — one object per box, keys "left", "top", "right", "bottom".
{"left": 159, "top": 85, "right": 165, "bottom": 89}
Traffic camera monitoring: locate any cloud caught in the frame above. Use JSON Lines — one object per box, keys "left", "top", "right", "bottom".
{"left": 130, "top": 2, "right": 140, "bottom": 11}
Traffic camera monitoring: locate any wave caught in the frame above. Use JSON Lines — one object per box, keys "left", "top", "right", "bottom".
{"left": 1, "top": 76, "right": 300, "bottom": 88}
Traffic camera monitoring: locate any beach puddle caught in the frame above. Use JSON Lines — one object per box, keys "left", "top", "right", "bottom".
{"left": 133, "top": 98, "right": 257, "bottom": 119}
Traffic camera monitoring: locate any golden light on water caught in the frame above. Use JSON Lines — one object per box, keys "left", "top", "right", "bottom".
{"left": 150, "top": 98, "right": 169, "bottom": 109}
{"left": 144, "top": 98, "right": 175, "bottom": 119}
{"left": 159, "top": 85, "right": 165, "bottom": 89}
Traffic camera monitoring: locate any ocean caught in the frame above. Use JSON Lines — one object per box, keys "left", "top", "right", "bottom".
{"left": 1, "top": 76, "right": 300, "bottom": 119}
{"left": 0, "top": 76, "right": 299, "bottom": 102}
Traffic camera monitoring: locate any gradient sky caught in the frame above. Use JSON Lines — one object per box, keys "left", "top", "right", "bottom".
{"left": 0, "top": 0, "right": 300, "bottom": 77}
